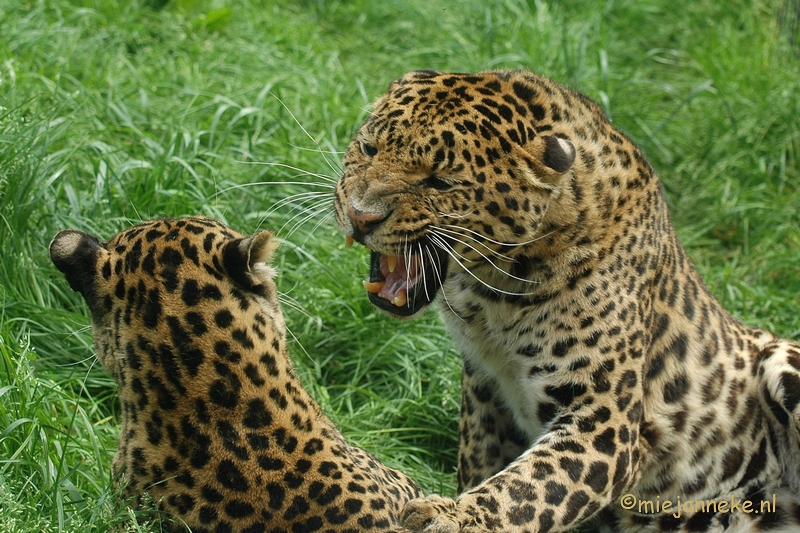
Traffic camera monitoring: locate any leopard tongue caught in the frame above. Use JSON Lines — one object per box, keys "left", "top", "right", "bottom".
{"left": 363, "top": 280, "right": 407, "bottom": 307}
{"left": 362, "top": 254, "right": 418, "bottom": 307}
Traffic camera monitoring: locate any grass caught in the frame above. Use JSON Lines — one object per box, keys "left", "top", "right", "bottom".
{"left": 0, "top": 0, "right": 798, "bottom": 530}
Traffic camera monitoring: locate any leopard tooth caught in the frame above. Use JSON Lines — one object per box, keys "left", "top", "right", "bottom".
{"left": 363, "top": 280, "right": 385, "bottom": 294}
{"left": 393, "top": 289, "right": 407, "bottom": 307}
{"left": 346, "top": 236, "right": 354, "bottom": 248}
{"left": 387, "top": 255, "right": 397, "bottom": 273}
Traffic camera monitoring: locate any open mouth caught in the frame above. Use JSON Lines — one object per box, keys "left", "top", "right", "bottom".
{"left": 357, "top": 242, "right": 448, "bottom": 317}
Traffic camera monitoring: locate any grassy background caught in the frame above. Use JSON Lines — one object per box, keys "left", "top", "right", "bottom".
{"left": 0, "top": 0, "right": 798, "bottom": 531}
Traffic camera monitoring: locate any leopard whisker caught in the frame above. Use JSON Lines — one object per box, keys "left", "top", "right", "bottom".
{"left": 283, "top": 322, "right": 315, "bottom": 366}
{"left": 252, "top": 194, "right": 330, "bottom": 238}
{"left": 279, "top": 210, "right": 335, "bottom": 249}
{"left": 73, "top": 339, "right": 104, "bottom": 389}
{"left": 270, "top": 92, "right": 343, "bottom": 177}
{"left": 282, "top": 139, "right": 344, "bottom": 161}
{"left": 429, "top": 234, "right": 539, "bottom": 297}
{"left": 417, "top": 241, "right": 430, "bottom": 303}
{"left": 430, "top": 229, "right": 535, "bottom": 285}
{"left": 294, "top": 211, "right": 335, "bottom": 248}
{"left": 428, "top": 230, "right": 475, "bottom": 265}
{"left": 424, "top": 243, "right": 465, "bottom": 322}
{"left": 432, "top": 226, "right": 516, "bottom": 262}
{"left": 402, "top": 235, "right": 410, "bottom": 295}
{"left": 236, "top": 160, "right": 338, "bottom": 184}
{"left": 254, "top": 191, "right": 333, "bottom": 230}
{"left": 267, "top": 191, "right": 334, "bottom": 214}
{"left": 441, "top": 223, "right": 554, "bottom": 249}
{"left": 286, "top": 143, "right": 345, "bottom": 173}
{"left": 282, "top": 198, "right": 334, "bottom": 237}
{"left": 212, "top": 179, "right": 334, "bottom": 205}
{"left": 51, "top": 323, "right": 101, "bottom": 368}
{"left": 277, "top": 293, "right": 315, "bottom": 320}
{"left": 73, "top": 350, "right": 101, "bottom": 370}
{"left": 286, "top": 144, "right": 345, "bottom": 158}
{"left": 306, "top": 211, "right": 335, "bottom": 238}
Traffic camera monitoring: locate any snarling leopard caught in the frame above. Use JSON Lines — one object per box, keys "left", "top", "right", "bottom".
{"left": 333, "top": 69, "right": 800, "bottom": 532}
{"left": 50, "top": 216, "right": 422, "bottom": 532}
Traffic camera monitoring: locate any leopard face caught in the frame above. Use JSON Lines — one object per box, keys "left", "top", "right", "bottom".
{"left": 50, "top": 216, "right": 422, "bottom": 533}
{"left": 334, "top": 70, "right": 586, "bottom": 316}
{"left": 335, "top": 71, "right": 800, "bottom": 532}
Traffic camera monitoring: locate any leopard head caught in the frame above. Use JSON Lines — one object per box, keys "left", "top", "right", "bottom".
{"left": 334, "top": 70, "right": 577, "bottom": 317}
{"left": 49, "top": 217, "right": 281, "bottom": 379}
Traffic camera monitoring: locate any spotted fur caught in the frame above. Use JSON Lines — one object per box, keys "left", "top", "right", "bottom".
{"left": 50, "top": 216, "right": 422, "bottom": 533}
{"left": 333, "top": 70, "right": 800, "bottom": 532}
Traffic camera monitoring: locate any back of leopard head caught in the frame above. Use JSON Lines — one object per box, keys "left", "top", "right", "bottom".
{"left": 50, "top": 216, "right": 422, "bottom": 532}
{"left": 50, "top": 217, "right": 283, "bottom": 382}
{"left": 334, "top": 70, "right": 656, "bottom": 316}
{"left": 50, "top": 217, "right": 284, "bottom": 519}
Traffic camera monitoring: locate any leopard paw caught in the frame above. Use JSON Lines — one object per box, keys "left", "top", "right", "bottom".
{"left": 401, "top": 495, "right": 459, "bottom": 533}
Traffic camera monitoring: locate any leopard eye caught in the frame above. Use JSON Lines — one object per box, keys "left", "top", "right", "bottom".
{"left": 360, "top": 141, "right": 378, "bottom": 157}
{"left": 422, "top": 175, "right": 453, "bottom": 191}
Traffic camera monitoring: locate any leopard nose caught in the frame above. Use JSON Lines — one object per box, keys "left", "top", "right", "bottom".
{"left": 348, "top": 205, "right": 387, "bottom": 242}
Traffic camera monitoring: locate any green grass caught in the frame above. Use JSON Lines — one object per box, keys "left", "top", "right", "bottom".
{"left": 0, "top": 0, "right": 798, "bottom": 531}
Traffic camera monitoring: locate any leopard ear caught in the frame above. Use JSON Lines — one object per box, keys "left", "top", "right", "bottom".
{"left": 222, "top": 230, "right": 279, "bottom": 291}
{"left": 246, "top": 230, "right": 280, "bottom": 270}
{"left": 542, "top": 135, "right": 576, "bottom": 173}
{"left": 519, "top": 134, "right": 576, "bottom": 187}
{"left": 50, "top": 230, "right": 106, "bottom": 303}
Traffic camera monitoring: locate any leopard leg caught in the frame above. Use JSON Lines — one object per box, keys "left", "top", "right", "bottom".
{"left": 457, "top": 359, "right": 529, "bottom": 493}
{"left": 403, "top": 398, "right": 642, "bottom": 533}
{"left": 401, "top": 361, "right": 530, "bottom": 533}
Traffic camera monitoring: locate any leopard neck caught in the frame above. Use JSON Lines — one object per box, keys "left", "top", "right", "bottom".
{"left": 110, "top": 297, "right": 343, "bottom": 482}
{"left": 452, "top": 139, "right": 742, "bottom": 341}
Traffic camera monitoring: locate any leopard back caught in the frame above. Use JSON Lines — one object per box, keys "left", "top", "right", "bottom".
{"left": 51, "top": 216, "right": 422, "bottom": 533}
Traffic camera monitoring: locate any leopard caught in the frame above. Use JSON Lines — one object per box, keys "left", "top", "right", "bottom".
{"left": 49, "top": 216, "right": 423, "bottom": 533}
{"left": 332, "top": 69, "right": 800, "bottom": 533}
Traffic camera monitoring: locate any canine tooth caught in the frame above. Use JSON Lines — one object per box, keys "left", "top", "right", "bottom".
{"left": 346, "top": 236, "right": 354, "bottom": 248}
{"left": 387, "top": 255, "right": 397, "bottom": 273}
{"left": 363, "top": 280, "right": 385, "bottom": 294}
{"left": 393, "top": 289, "right": 407, "bottom": 307}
